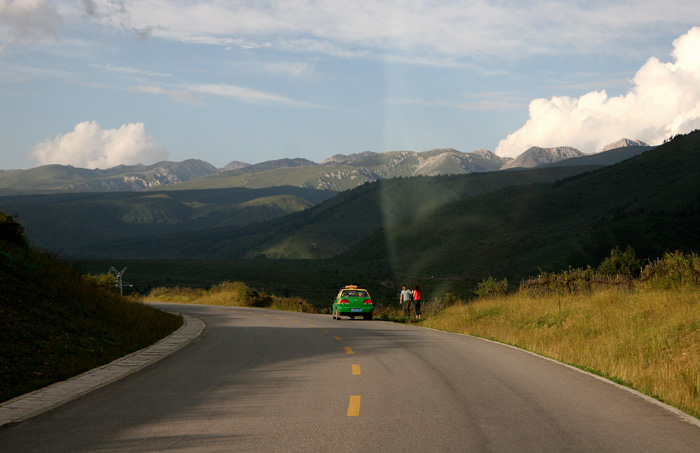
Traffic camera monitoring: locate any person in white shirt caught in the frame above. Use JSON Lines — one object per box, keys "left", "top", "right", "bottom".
{"left": 399, "top": 284, "right": 413, "bottom": 316}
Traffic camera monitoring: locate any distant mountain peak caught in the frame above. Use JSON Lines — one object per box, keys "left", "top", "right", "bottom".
{"left": 221, "top": 161, "right": 251, "bottom": 172}
{"left": 471, "top": 149, "right": 495, "bottom": 157}
{"left": 501, "top": 146, "right": 584, "bottom": 170}
{"left": 600, "top": 138, "right": 649, "bottom": 152}
{"left": 322, "top": 151, "right": 378, "bottom": 165}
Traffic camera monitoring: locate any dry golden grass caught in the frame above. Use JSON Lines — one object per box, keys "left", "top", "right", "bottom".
{"left": 421, "top": 288, "right": 700, "bottom": 417}
{"left": 146, "top": 281, "right": 317, "bottom": 313}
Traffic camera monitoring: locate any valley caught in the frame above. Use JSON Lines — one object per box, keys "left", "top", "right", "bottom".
{"left": 2, "top": 133, "right": 697, "bottom": 305}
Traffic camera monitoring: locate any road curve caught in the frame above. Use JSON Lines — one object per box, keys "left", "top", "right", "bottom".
{"left": 1, "top": 303, "right": 699, "bottom": 452}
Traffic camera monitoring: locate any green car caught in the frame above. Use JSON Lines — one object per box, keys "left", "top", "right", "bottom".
{"left": 332, "top": 285, "right": 373, "bottom": 320}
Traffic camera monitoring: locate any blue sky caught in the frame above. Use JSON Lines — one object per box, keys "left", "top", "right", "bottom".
{"left": 1, "top": 1, "right": 700, "bottom": 169}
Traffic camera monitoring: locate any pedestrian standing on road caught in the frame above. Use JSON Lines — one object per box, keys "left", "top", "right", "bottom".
{"left": 412, "top": 285, "right": 422, "bottom": 320}
{"left": 399, "top": 284, "right": 413, "bottom": 316}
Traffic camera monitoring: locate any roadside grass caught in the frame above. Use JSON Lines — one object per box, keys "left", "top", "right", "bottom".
{"left": 419, "top": 252, "right": 700, "bottom": 418}
{"left": 0, "top": 240, "right": 182, "bottom": 403}
{"left": 146, "top": 281, "right": 318, "bottom": 313}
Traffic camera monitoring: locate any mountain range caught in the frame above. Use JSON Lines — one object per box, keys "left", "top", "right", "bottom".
{"left": 1, "top": 130, "right": 695, "bottom": 303}
{"left": 0, "top": 159, "right": 217, "bottom": 194}
{"left": 0, "top": 139, "right": 650, "bottom": 194}
{"left": 68, "top": 131, "right": 697, "bottom": 304}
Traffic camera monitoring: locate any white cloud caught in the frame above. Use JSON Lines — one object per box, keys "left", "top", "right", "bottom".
{"left": 0, "top": 0, "right": 62, "bottom": 48}
{"left": 103, "top": 64, "right": 171, "bottom": 78}
{"left": 495, "top": 27, "right": 700, "bottom": 157}
{"left": 390, "top": 92, "right": 525, "bottom": 111}
{"left": 190, "top": 83, "right": 324, "bottom": 108}
{"left": 131, "top": 84, "right": 203, "bottom": 104}
{"left": 78, "top": 1, "right": 700, "bottom": 61}
{"left": 457, "top": 92, "right": 526, "bottom": 111}
{"left": 30, "top": 121, "right": 167, "bottom": 169}
{"left": 134, "top": 82, "right": 325, "bottom": 108}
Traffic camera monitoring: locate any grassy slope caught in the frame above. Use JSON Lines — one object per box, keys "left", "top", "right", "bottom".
{"left": 0, "top": 240, "right": 182, "bottom": 402}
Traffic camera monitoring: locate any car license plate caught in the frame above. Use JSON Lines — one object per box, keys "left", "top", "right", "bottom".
{"left": 351, "top": 308, "right": 362, "bottom": 312}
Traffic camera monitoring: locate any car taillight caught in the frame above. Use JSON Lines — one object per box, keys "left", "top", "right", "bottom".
{"left": 364, "top": 299, "right": 373, "bottom": 304}
{"left": 339, "top": 299, "right": 349, "bottom": 304}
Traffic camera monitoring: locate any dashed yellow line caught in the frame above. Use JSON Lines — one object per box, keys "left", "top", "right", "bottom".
{"left": 322, "top": 329, "right": 329, "bottom": 333}
{"left": 347, "top": 395, "right": 361, "bottom": 416}
{"left": 277, "top": 316, "right": 286, "bottom": 320}
{"left": 344, "top": 347, "right": 354, "bottom": 354}
{"left": 352, "top": 364, "right": 361, "bottom": 375}
{"left": 308, "top": 324, "right": 316, "bottom": 327}
{"left": 293, "top": 320, "right": 300, "bottom": 323}
{"left": 333, "top": 336, "right": 342, "bottom": 341}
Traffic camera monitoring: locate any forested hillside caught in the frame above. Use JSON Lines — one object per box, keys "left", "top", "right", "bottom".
{"left": 343, "top": 130, "right": 700, "bottom": 283}
{"left": 0, "top": 186, "right": 335, "bottom": 254}
{"left": 76, "top": 165, "right": 597, "bottom": 259}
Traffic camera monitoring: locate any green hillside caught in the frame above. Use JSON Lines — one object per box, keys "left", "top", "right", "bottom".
{"left": 78, "top": 165, "right": 597, "bottom": 259}
{"left": 246, "top": 166, "right": 599, "bottom": 259}
{"left": 344, "top": 130, "right": 700, "bottom": 284}
{"left": 0, "top": 186, "right": 335, "bottom": 254}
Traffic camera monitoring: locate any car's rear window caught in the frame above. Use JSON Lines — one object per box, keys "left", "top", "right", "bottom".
{"left": 341, "top": 290, "right": 369, "bottom": 298}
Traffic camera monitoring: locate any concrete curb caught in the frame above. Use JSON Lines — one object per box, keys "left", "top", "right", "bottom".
{"left": 0, "top": 313, "right": 205, "bottom": 428}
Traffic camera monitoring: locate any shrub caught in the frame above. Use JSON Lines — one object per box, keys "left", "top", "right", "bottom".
{"left": 0, "top": 211, "right": 27, "bottom": 248}
{"left": 271, "top": 296, "right": 317, "bottom": 313}
{"left": 443, "top": 292, "right": 460, "bottom": 306}
{"left": 474, "top": 276, "right": 509, "bottom": 299}
{"left": 598, "top": 245, "right": 642, "bottom": 277}
{"left": 641, "top": 251, "right": 700, "bottom": 289}
{"left": 244, "top": 289, "right": 273, "bottom": 307}
{"left": 519, "top": 267, "right": 597, "bottom": 297}
{"left": 83, "top": 273, "right": 119, "bottom": 294}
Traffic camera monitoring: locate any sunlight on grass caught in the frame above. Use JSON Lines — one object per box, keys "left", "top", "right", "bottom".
{"left": 146, "top": 281, "right": 317, "bottom": 313}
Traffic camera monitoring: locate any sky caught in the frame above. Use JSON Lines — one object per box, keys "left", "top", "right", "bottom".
{"left": 1, "top": 1, "right": 700, "bottom": 170}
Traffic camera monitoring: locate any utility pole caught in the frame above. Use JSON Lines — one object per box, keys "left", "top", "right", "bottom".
{"left": 109, "top": 267, "right": 132, "bottom": 295}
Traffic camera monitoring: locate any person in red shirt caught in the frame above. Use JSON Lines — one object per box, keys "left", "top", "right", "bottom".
{"left": 412, "top": 285, "right": 421, "bottom": 320}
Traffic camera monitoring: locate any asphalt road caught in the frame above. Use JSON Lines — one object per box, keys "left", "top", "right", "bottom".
{"left": 2, "top": 303, "right": 700, "bottom": 452}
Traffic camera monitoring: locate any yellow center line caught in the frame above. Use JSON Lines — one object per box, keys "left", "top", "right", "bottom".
{"left": 344, "top": 347, "right": 354, "bottom": 354}
{"left": 333, "top": 336, "right": 342, "bottom": 341}
{"left": 347, "top": 395, "right": 361, "bottom": 416}
{"left": 263, "top": 314, "right": 270, "bottom": 317}
{"left": 277, "top": 316, "right": 286, "bottom": 319}
{"left": 352, "top": 364, "right": 361, "bottom": 375}
{"left": 322, "top": 329, "right": 329, "bottom": 333}
{"left": 293, "top": 320, "right": 300, "bottom": 323}
{"left": 308, "top": 324, "right": 316, "bottom": 327}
